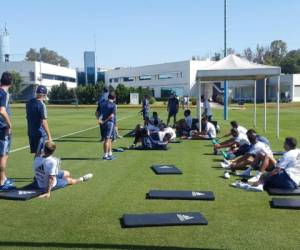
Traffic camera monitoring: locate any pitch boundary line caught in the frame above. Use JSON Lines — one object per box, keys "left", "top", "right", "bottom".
{"left": 10, "top": 114, "right": 135, "bottom": 153}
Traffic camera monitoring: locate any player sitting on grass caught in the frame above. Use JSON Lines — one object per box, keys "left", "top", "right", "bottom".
{"left": 34, "top": 141, "right": 93, "bottom": 199}
{"left": 189, "top": 116, "right": 216, "bottom": 140}
{"left": 149, "top": 112, "right": 162, "bottom": 127}
{"left": 220, "top": 121, "right": 247, "bottom": 139}
{"left": 214, "top": 128, "right": 250, "bottom": 156}
{"left": 130, "top": 126, "right": 172, "bottom": 150}
{"left": 233, "top": 137, "right": 300, "bottom": 192}
{"left": 221, "top": 130, "right": 273, "bottom": 175}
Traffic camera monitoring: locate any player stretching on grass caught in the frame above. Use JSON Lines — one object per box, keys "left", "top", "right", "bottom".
{"left": 35, "top": 141, "right": 93, "bottom": 199}
{"left": 0, "top": 72, "right": 14, "bottom": 190}
{"left": 99, "top": 93, "right": 117, "bottom": 160}
{"left": 26, "top": 85, "right": 52, "bottom": 157}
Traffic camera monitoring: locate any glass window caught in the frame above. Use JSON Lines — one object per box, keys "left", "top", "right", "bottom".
{"left": 139, "top": 75, "right": 153, "bottom": 81}
{"left": 123, "top": 77, "right": 134, "bottom": 82}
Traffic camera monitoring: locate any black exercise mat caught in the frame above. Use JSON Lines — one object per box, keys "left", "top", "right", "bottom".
{"left": 0, "top": 184, "right": 64, "bottom": 201}
{"left": 151, "top": 165, "right": 182, "bottom": 174}
{"left": 271, "top": 198, "right": 300, "bottom": 209}
{"left": 266, "top": 188, "right": 300, "bottom": 196}
{"left": 147, "top": 190, "right": 215, "bottom": 200}
{"left": 122, "top": 212, "right": 208, "bottom": 228}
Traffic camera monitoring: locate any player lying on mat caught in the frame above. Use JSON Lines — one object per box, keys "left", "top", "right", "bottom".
{"left": 221, "top": 130, "right": 273, "bottom": 174}
{"left": 233, "top": 137, "right": 300, "bottom": 192}
{"left": 33, "top": 141, "right": 93, "bottom": 198}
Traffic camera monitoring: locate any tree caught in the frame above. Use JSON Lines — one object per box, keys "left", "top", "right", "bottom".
{"left": 48, "top": 82, "right": 76, "bottom": 104}
{"left": 115, "top": 84, "right": 130, "bottom": 104}
{"left": 243, "top": 47, "right": 254, "bottom": 61}
{"left": 212, "top": 52, "right": 221, "bottom": 61}
{"left": 280, "top": 50, "right": 300, "bottom": 74}
{"left": 9, "top": 71, "right": 23, "bottom": 100}
{"left": 25, "top": 47, "right": 69, "bottom": 67}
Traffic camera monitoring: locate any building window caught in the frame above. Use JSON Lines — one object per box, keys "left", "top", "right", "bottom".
{"left": 139, "top": 75, "right": 153, "bottom": 81}
{"left": 123, "top": 77, "right": 134, "bottom": 82}
{"left": 114, "top": 78, "right": 118, "bottom": 83}
{"left": 29, "top": 71, "right": 35, "bottom": 81}
{"left": 158, "top": 72, "right": 182, "bottom": 80}
{"left": 42, "top": 73, "right": 76, "bottom": 83}
{"left": 109, "top": 79, "right": 113, "bottom": 83}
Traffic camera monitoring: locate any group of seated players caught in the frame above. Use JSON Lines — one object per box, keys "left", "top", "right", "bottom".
{"left": 212, "top": 121, "right": 300, "bottom": 192}
{"left": 130, "top": 109, "right": 218, "bottom": 150}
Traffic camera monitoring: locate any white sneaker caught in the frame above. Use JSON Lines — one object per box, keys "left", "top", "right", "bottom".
{"left": 231, "top": 181, "right": 250, "bottom": 189}
{"left": 80, "top": 173, "right": 93, "bottom": 182}
{"left": 224, "top": 159, "right": 231, "bottom": 165}
{"left": 248, "top": 175, "right": 260, "bottom": 184}
{"left": 247, "top": 184, "right": 264, "bottom": 192}
{"left": 238, "top": 167, "right": 252, "bottom": 177}
{"left": 224, "top": 171, "right": 230, "bottom": 179}
{"left": 221, "top": 162, "right": 230, "bottom": 169}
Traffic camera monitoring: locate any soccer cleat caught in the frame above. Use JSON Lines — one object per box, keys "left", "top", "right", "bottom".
{"left": 224, "top": 171, "right": 230, "bottom": 179}
{"left": 238, "top": 167, "right": 252, "bottom": 177}
{"left": 231, "top": 181, "right": 250, "bottom": 189}
{"left": 221, "top": 162, "right": 230, "bottom": 169}
{"left": 247, "top": 175, "right": 261, "bottom": 184}
{"left": 4, "top": 178, "right": 15, "bottom": 185}
{"left": 81, "top": 173, "right": 93, "bottom": 182}
{"left": 102, "top": 155, "right": 110, "bottom": 160}
{"left": 108, "top": 155, "right": 117, "bottom": 160}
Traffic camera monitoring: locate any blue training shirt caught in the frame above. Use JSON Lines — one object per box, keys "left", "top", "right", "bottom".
{"left": 100, "top": 100, "right": 116, "bottom": 123}
{"left": 0, "top": 88, "right": 11, "bottom": 129}
{"left": 142, "top": 99, "right": 150, "bottom": 112}
{"left": 26, "top": 98, "right": 48, "bottom": 137}
{"left": 168, "top": 97, "right": 179, "bottom": 113}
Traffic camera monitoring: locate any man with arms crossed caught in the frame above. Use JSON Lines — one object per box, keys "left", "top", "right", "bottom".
{"left": 26, "top": 85, "right": 52, "bottom": 157}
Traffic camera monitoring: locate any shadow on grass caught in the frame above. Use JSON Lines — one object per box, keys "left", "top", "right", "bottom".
{"left": 10, "top": 177, "right": 34, "bottom": 183}
{"left": 62, "top": 136, "right": 98, "bottom": 139}
{"left": 61, "top": 157, "right": 99, "bottom": 161}
{"left": 212, "top": 159, "right": 223, "bottom": 162}
{"left": 0, "top": 241, "right": 222, "bottom": 250}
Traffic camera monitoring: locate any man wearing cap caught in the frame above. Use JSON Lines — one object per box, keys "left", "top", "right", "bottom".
{"left": 0, "top": 72, "right": 14, "bottom": 190}
{"left": 26, "top": 85, "right": 52, "bottom": 157}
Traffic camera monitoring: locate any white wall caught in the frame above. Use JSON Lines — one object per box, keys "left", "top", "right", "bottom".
{"left": 105, "top": 60, "right": 214, "bottom": 98}
{"left": 0, "top": 61, "right": 77, "bottom": 89}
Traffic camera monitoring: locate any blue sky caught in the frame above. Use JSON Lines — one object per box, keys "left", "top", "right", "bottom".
{"left": 1, "top": 0, "right": 300, "bottom": 68}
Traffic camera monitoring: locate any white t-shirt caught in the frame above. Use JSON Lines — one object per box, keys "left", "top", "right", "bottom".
{"left": 249, "top": 141, "right": 272, "bottom": 157}
{"left": 204, "top": 99, "right": 212, "bottom": 116}
{"left": 206, "top": 122, "right": 216, "bottom": 138}
{"left": 277, "top": 149, "right": 300, "bottom": 185}
{"left": 33, "top": 156, "right": 59, "bottom": 189}
{"left": 234, "top": 133, "right": 250, "bottom": 146}
{"left": 237, "top": 125, "right": 247, "bottom": 134}
{"left": 158, "top": 127, "right": 176, "bottom": 141}
{"left": 184, "top": 115, "right": 193, "bottom": 129}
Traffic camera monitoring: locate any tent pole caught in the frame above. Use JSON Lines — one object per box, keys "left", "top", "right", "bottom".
{"left": 264, "top": 78, "right": 267, "bottom": 132}
{"left": 277, "top": 75, "right": 280, "bottom": 138}
{"left": 197, "top": 81, "right": 202, "bottom": 132}
{"left": 254, "top": 80, "right": 257, "bottom": 128}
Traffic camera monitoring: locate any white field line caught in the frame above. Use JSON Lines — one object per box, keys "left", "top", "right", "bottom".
{"left": 10, "top": 114, "right": 135, "bottom": 153}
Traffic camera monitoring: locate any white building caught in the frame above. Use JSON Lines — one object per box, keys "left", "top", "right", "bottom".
{"left": 104, "top": 60, "right": 214, "bottom": 98}
{"left": 229, "top": 74, "right": 300, "bottom": 102}
{"left": 0, "top": 61, "right": 77, "bottom": 99}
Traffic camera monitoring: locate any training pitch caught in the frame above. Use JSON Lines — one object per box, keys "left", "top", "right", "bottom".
{"left": 1, "top": 104, "right": 300, "bottom": 249}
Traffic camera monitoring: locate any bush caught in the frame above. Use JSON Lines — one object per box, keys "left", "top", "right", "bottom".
{"left": 48, "top": 82, "right": 76, "bottom": 104}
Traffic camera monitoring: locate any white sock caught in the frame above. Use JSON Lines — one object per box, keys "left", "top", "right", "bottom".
{"left": 108, "top": 151, "right": 112, "bottom": 156}
{"left": 104, "top": 153, "right": 108, "bottom": 157}
{"left": 256, "top": 171, "right": 263, "bottom": 178}
{"left": 79, "top": 177, "right": 83, "bottom": 182}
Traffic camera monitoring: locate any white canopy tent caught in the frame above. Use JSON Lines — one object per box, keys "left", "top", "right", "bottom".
{"left": 196, "top": 54, "right": 281, "bottom": 138}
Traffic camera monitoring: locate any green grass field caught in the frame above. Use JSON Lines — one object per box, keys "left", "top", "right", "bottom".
{"left": 1, "top": 104, "right": 300, "bottom": 250}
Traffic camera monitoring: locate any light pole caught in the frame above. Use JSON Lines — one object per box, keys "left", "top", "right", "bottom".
{"left": 223, "top": 0, "right": 228, "bottom": 120}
